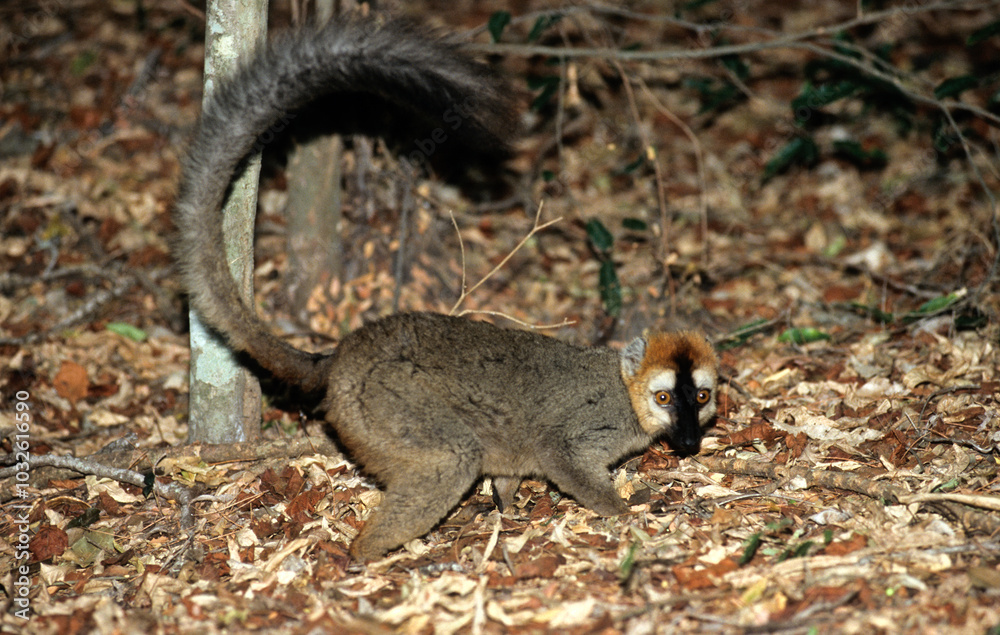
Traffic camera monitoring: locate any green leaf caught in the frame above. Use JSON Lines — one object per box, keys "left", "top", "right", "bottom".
{"left": 914, "top": 291, "right": 962, "bottom": 314}
{"left": 823, "top": 234, "right": 847, "bottom": 257}
{"left": 487, "top": 11, "right": 512, "bottom": 43}
{"left": 528, "top": 14, "right": 562, "bottom": 42}
{"left": 932, "top": 478, "right": 960, "bottom": 493}
{"left": 931, "top": 118, "right": 961, "bottom": 154}
{"left": 967, "top": 19, "right": 1000, "bottom": 46}
{"left": 620, "top": 155, "right": 646, "bottom": 175}
{"left": 801, "top": 53, "right": 914, "bottom": 125}
{"left": 66, "top": 507, "right": 101, "bottom": 529}
{"left": 71, "top": 50, "right": 98, "bottom": 76}
{"left": 106, "top": 322, "right": 147, "bottom": 342}
{"left": 528, "top": 76, "right": 560, "bottom": 111}
{"left": 598, "top": 260, "right": 622, "bottom": 316}
{"left": 70, "top": 529, "right": 119, "bottom": 565}
{"left": 526, "top": 75, "right": 556, "bottom": 90}
{"left": 740, "top": 532, "right": 762, "bottom": 565}
{"left": 765, "top": 517, "right": 794, "bottom": 533}
{"left": 622, "top": 218, "right": 648, "bottom": 232}
{"left": 989, "top": 88, "right": 1000, "bottom": 114}
{"left": 619, "top": 541, "right": 639, "bottom": 581}
{"left": 143, "top": 472, "right": 156, "bottom": 497}
{"left": 585, "top": 219, "right": 614, "bottom": 253}
{"left": 791, "top": 80, "right": 860, "bottom": 119}
{"left": 684, "top": 76, "right": 741, "bottom": 114}
{"left": 792, "top": 540, "right": 814, "bottom": 558}
{"left": 762, "top": 136, "right": 818, "bottom": 182}
{"left": 721, "top": 54, "right": 749, "bottom": 80}
{"left": 778, "top": 328, "right": 831, "bottom": 345}
{"left": 846, "top": 302, "right": 894, "bottom": 324}
{"left": 832, "top": 140, "right": 888, "bottom": 169}
{"left": 732, "top": 319, "right": 772, "bottom": 335}
{"left": 934, "top": 75, "right": 979, "bottom": 100}
{"left": 955, "top": 308, "right": 988, "bottom": 330}
{"left": 777, "top": 540, "right": 814, "bottom": 563}
{"left": 683, "top": 0, "right": 721, "bottom": 9}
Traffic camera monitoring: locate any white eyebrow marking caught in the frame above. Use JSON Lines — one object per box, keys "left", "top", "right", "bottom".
{"left": 647, "top": 370, "right": 676, "bottom": 393}
{"left": 693, "top": 368, "right": 716, "bottom": 389}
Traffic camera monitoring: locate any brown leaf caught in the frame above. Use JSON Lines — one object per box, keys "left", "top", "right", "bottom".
{"left": 30, "top": 525, "right": 69, "bottom": 562}
{"left": 98, "top": 490, "right": 121, "bottom": 516}
{"left": 822, "top": 532, "right": 867, "bottom": 556}
{"left": 515, "top": 554, "right": 565, "bottom": 579}
{"left": 709, "top": 505, "right": 741, "bottom": 529}
{"left": 48, "top": 479, "right": 84, "bottom": 490}
{"left": 672, "top": 557, "right": 739, "bottom": 590}
{"left": 259, "top": 468, "right": 286, "bottom": 504}
{"left": 822, "top": 284, "right": 861, "bottom": 303}
{"left": 260, "top": 467, "right": 281, "bottom": 492}
{"left": 773, "top": 584, "right": 856, "bottom": 621}
{"left": 286, "top": 489, "right": 325, "bottom": 523}
{"left": 88, "top": 376, "right": 120, "bottom": 398}
{"left": 529, "top": 493, "right": 555, "bottom": 520}
{"left": 284, "top": 467, "right": 305, "bottom": 499}
{"left": 719, "top": 420, "right": 784, "bottom": 447}
{"left": 53, "top": 360, "right": 88, "bottom": 403}
{"left": 785, "top": 432, "right": 808, "bottom": 458}
{"left": 68, "top": 105, "right": 103, "bottom": 129}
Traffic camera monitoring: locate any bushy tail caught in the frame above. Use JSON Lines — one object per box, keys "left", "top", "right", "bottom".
{"left": 173, "top": 18, "right": 513, "bottom": 392}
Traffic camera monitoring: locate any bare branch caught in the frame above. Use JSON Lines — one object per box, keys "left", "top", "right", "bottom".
{"left": 449, "top": 202, "right": 563, "bottom": 316}
{"left": 10, "top": 453, "right": 195, "bottom": 529}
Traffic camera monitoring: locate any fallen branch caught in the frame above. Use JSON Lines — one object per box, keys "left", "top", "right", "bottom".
{"left": 695, "top": 455, "right": 1000, "bottom": 535}
{"left": 9, "top": 453, "right": 195, "bottom": 529}
{"left": 0, "top": 436, "right": 343, "bottom": 504}
{"left": 900, "top": 492, "right": 1000, "bottom": 513}
{"left": 694, "top": 456, "right": 901, "bottom": 503}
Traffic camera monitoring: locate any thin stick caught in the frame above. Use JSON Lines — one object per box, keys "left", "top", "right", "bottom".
{"left": 473, "top": 3, "right": 1000, "bottom": 294}
{"left": 937, "top": 105, "right": 1000, "bottom": 300}
{"left": 454, "top": 309, "right": 574, "bottom": 330}
{"left": 11, "top": 453, "right": 195, "bottom": 529}
{"left": 469, "top": 12, "right": 1000, "bottom": 131}
{"left": 449, "top": 202, "right": 563, "bottom": 315}
{"left": 636, "top": 78, "right": 710, "bottom": 270}
{"left": 449, "top": 210, "right": 468, "bottom": 305}
{"left": 611, "top": 60, "right": 670, "bottom": 265}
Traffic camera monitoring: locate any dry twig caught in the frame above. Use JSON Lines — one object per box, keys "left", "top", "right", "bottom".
{"left": 695, "top": 455, "right": 1000, "bottom": 535}
{"left": 6, "top": 453, "right": 195, "bottom": 529}
{"left": 448, "top": 203, "right": 571, "bottom": 330}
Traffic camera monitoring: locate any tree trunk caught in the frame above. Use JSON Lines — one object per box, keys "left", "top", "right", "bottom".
{"left": 285, "top": 0, "right": 343, "bottom": 321}
{"left": 186, "top": 0, "right": 267, "bottom": 444}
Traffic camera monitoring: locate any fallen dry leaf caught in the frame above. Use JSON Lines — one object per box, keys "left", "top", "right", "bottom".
{"left": 52, "top": 360, "right": 88, "bottom": 403}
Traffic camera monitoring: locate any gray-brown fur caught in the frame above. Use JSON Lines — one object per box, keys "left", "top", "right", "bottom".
{"left": 324, "top": 313, "right": 657, "bottom": 558}
{"left": 174, "top": 18, "right": 718, "bottom": 560}
{"left": 174, "top": 17, "right": 512, "bottom": 392}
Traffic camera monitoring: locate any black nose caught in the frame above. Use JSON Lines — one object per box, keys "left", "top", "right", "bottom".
{"left": 672, "top": 436, "right": 702, "bottom": 456}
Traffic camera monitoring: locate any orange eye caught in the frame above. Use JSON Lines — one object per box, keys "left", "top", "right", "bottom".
{"left": 696, "top": 389, "right": 711, "bottom": 404}
{"left": 654, "top": 391, "right": 672, "bottom": 405}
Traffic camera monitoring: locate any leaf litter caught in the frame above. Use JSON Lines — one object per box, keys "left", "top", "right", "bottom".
{"left": 2, "top": 1, "right": 1000, "bottom": 633}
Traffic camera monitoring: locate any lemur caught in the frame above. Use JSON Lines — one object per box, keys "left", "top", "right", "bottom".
{"left": 173, "top": 17, "right": 719, "bottom": 560}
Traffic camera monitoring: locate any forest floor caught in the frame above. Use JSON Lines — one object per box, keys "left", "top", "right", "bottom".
{"left": 2, "top": 0, "right": 1000, "bottom": 633}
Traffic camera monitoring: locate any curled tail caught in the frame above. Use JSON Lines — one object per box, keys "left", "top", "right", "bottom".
{"left": 173, "top": 18, "right": 513, "bottom": 392}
